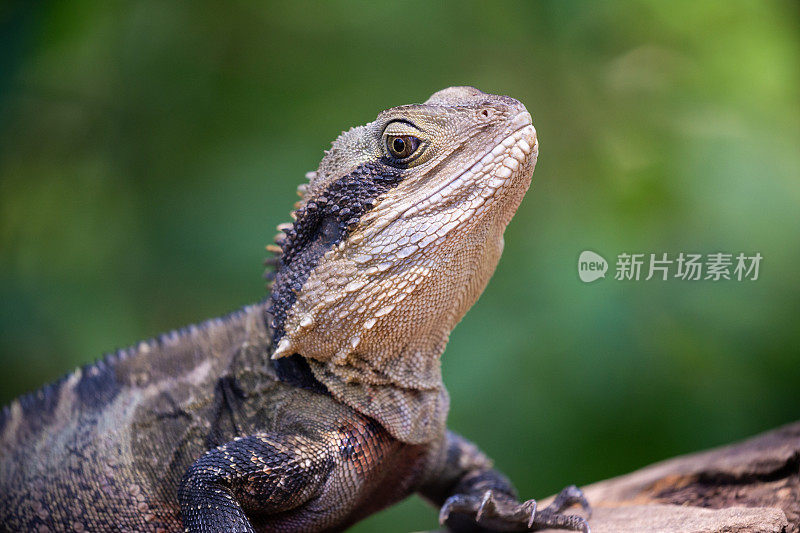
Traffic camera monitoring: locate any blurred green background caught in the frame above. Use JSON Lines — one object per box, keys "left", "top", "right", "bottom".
{"left": 1, "top": 1, "right": 798, "bottom": 531}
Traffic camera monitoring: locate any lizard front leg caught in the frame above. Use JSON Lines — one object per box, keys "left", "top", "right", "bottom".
{"left": 178, "top": 412, "right": 415, "bottom": 533}
{"left": 178, "top": 432, "right": 335, "bottom": 532}
{"left": 420, "top": 431, "right": 591, "bottom": 532}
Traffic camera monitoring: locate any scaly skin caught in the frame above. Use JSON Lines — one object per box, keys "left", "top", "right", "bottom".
{"left": 0, "top": 87, "right": 590, "bottom": 532}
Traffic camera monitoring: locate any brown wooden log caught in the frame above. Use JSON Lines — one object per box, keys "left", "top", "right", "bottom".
{"left": 540, "top": 421, "right": 800, "bottom": 533}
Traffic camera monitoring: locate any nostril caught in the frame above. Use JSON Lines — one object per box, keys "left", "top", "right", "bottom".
{"left": 510, "top": 111, "right": 532, "bottom": 129}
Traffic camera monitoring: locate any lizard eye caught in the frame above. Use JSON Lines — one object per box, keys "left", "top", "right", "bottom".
{"left": 386, "top": 135, "right": 420, "bottom": 160}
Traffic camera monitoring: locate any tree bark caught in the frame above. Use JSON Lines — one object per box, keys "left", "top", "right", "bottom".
{"left": 540, "top": 421, "right": 800, "bottom": 533}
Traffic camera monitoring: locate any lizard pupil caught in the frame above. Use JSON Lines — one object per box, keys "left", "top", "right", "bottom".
{"left": 386, "top": 135, "right": 420, "bottom": 159}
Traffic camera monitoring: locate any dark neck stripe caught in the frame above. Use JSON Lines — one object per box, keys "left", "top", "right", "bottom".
{"left": 267, "top": 161, "right": 403, "bottom": 388}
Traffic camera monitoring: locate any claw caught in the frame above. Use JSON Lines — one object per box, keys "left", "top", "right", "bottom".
{"left": 438, "top": 507, "right": 449, "bottom": 525}
{"left": 546, "top": 484, "right": 591, "bottom": 519}
{"left": 568, "top": 485, "right": 591, "bottom": 517}
{"left": 475, "top": 490, "right": 496, "bottom": 522}
{"left": 438, "top": 499, "right": 453, "bottom": 525}
{"left": 523, "top": 499, "right": 538, "bottom": 529}
{"left": 439, "top": 494, "right": 481, "bottom": 526}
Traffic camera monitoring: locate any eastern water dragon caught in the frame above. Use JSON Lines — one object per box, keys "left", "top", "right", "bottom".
{"left": 0, "top": 87, "right": 590, "bottom": 533}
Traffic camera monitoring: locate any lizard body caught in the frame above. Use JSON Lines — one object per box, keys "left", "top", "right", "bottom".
{"left": 0, "top": 87, "right": 589, "bottom": 532}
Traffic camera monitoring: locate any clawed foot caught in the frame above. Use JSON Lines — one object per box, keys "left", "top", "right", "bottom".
{"left": 439, "top": 485, "right": 590, "bottom": 532}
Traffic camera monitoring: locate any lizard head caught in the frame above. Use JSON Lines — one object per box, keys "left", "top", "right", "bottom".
{"left": 268, "top": 86, "right": 537, "bottom": 393}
